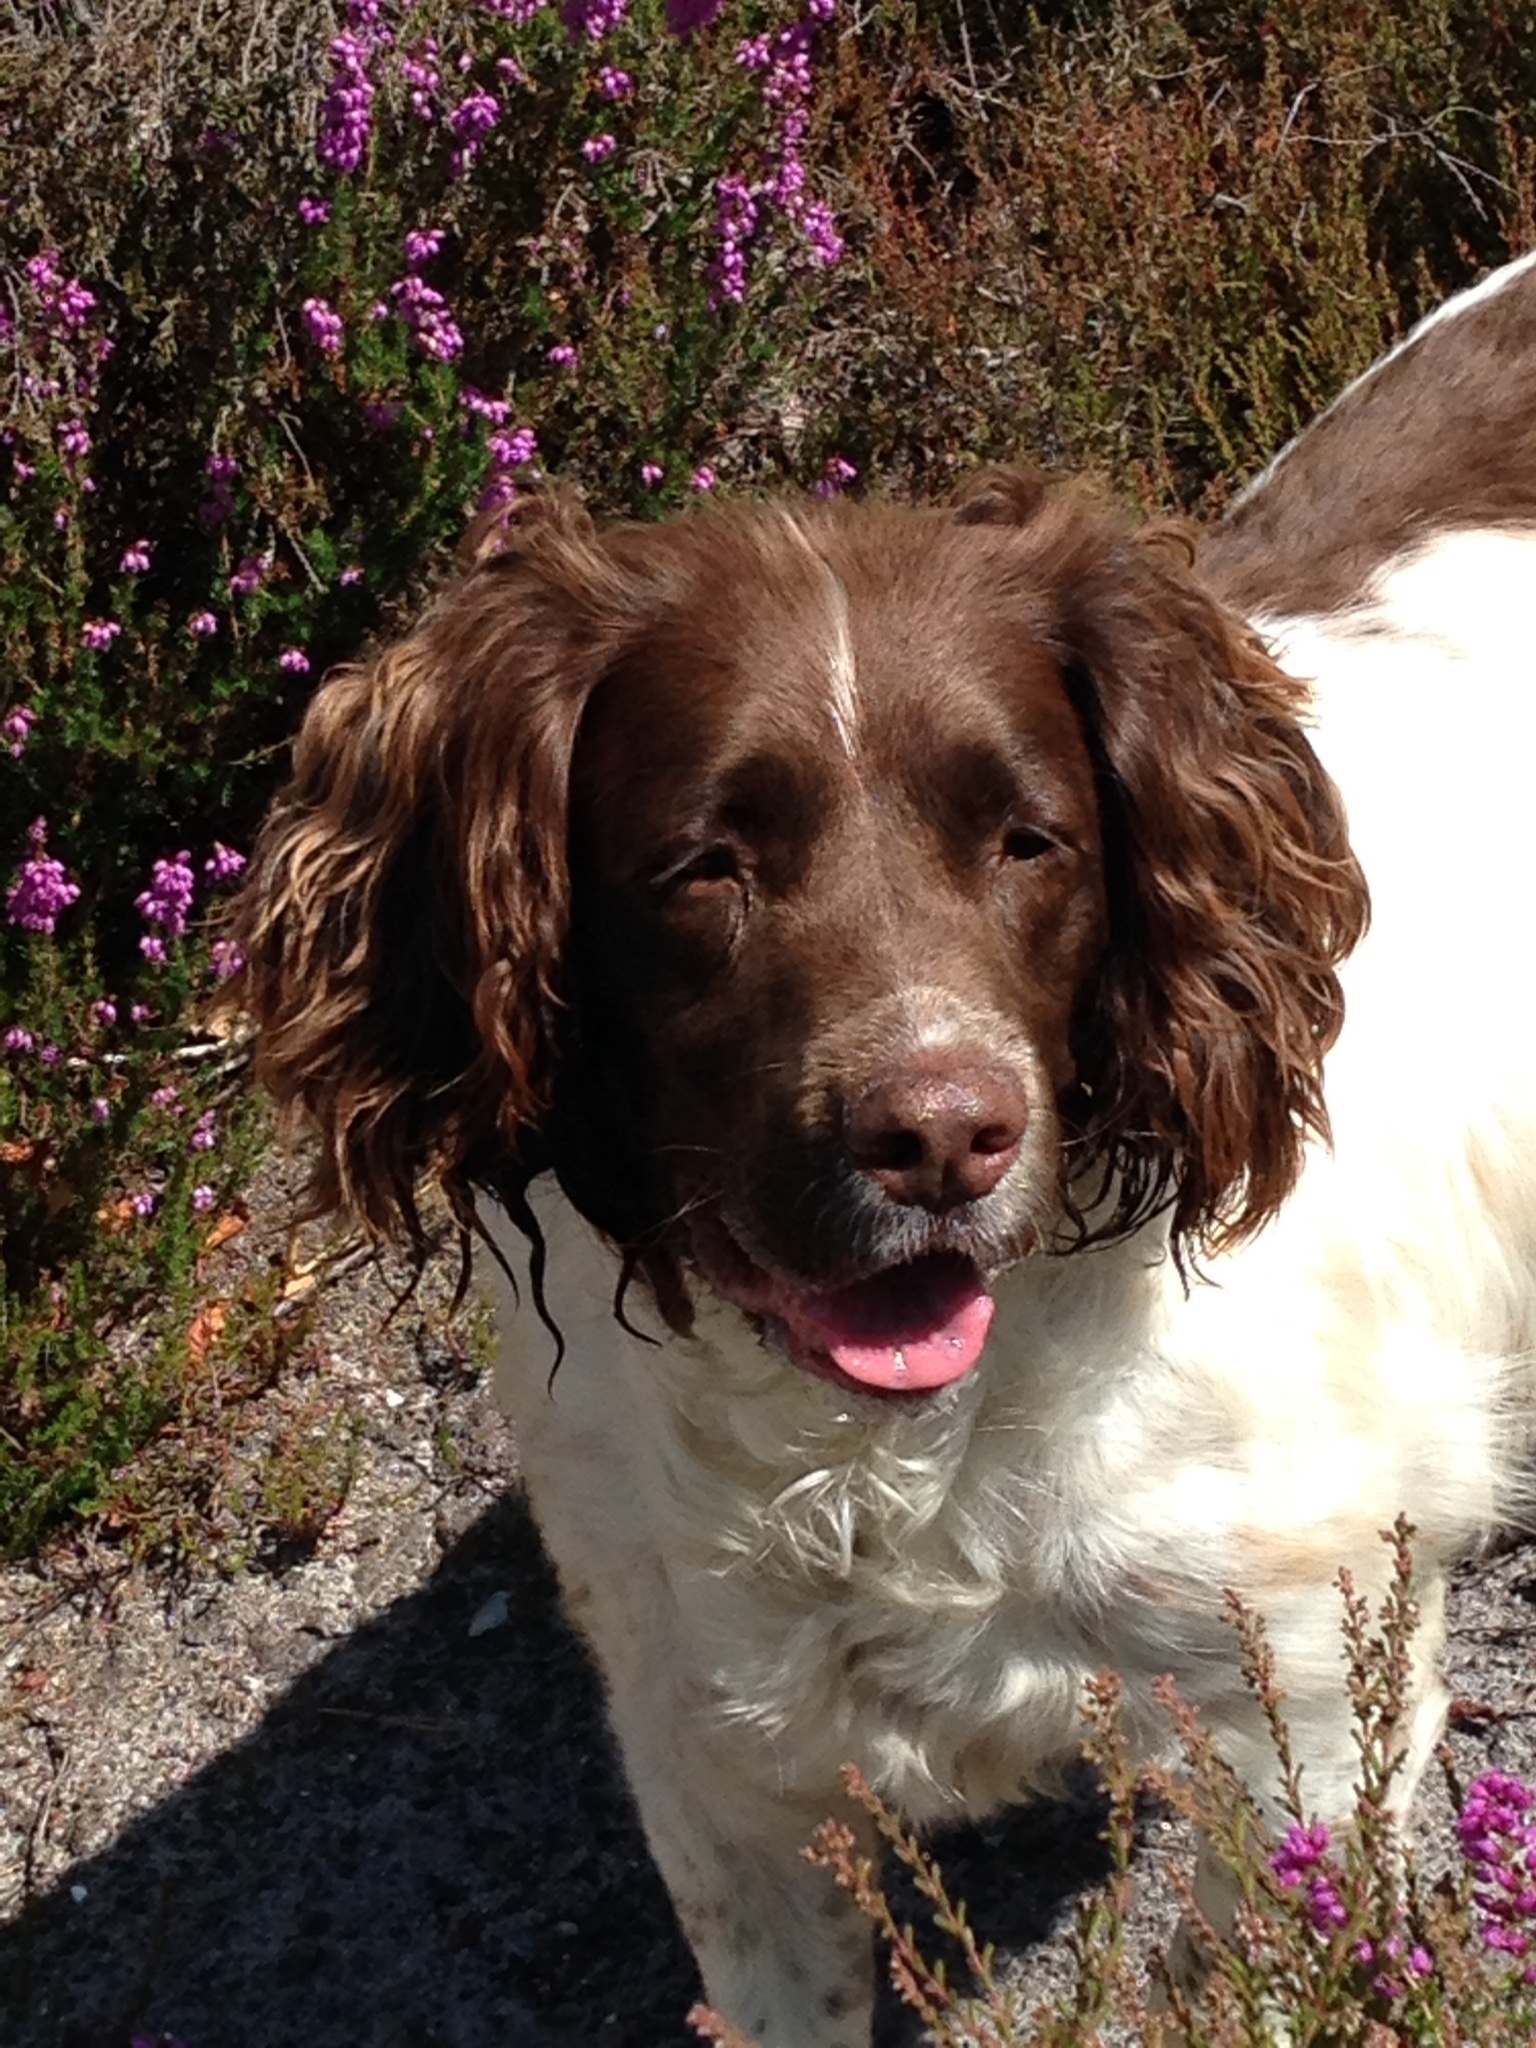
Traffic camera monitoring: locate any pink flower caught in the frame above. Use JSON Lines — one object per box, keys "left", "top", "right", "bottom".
{"left": 639, "top": 462, "right": 664, "bottom": 487}
{"left": 119, "top": 539, "right": 152, "bottom": 574}
{"left": 209, "top": 938, "right": 246, "bottom": 983}
{"left": 448, "top": 87, "right": 500, "bottom": 143}
{"left": 90, "top": 1097, "right": 110, "bottom": 1121}
{"left": 666, "top": 0, "right": 724, "bottom": 31}
{"left": 130, "top": 1189, "right": 158, "bottom": 1219}
{"left": 582, "top": 132, "right": 617, "bottom": 163}
{"left": 7, "top": 820, "right": 81, "bottom": 935}
{"left": 547, "top": 342, "right": 578, "bottom": 370}
{"left": 297, "top": 195, "right": 333, "bottom": 225}
{"left": 404, "top": 227, "right": 445, "bottom": 267}
{"left": 4, "top": 704, "right": 36, "bottom": 757}
{"left": 598, "top": 65, "right": 633, "bottom": 99}
{"left": 279, "top": 647, "right": 311, "bottom": 674}
{"left": 81, "top": 619, "right": 122, "bottom": 651}
{"left": 205, "top": 843, "right": 246, "bottom": 883}
{"left": 135, "top": 850, "right": 196, "bottom": 953}
{"left": 188, "top": 611, "right": 219, "bottom": 638}
{"left": 229, "top": 556, "right": 268, "bottom": 598}
{"left": 339, "top": 565, "right": 364, "bottom": 586}
{"left": 190, "top": 1110, "right": 218, "bottom": 1153}
{"left": 4, "top": 1028, "right": 34, "bottom": 1052}
{"left": 302, "top": 296, "right": 345, "bottom": 355}
{"left": 91, "top": 999, "right": 118, "bottom": 1025}
{"left": 192, "top": 1184, "right": 217, "bottom": 1213}
{"left": 813, "top": 454, "right": 857, "bottom": 499}
{"left": 691, "top": 464, "right": 717, "bottom": 492}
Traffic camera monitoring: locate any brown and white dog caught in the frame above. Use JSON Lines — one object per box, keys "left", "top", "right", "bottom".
{"left": 238, "top": 252, "right": 1536, "bottom": 2044}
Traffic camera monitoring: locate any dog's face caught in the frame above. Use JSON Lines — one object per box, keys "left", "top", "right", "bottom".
{"left": 563, "top": 514, "right": 1108, "bottom": 1390}
{"left": 236, "top": 474, "right": 1367, "bottom": 1397}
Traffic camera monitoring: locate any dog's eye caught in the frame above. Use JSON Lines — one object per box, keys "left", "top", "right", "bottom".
{"left": 1001, "top": 825, "right": 1056, "bottom": 863}
{"left": 671, "top": 845, "right": 743, "bottom": 898}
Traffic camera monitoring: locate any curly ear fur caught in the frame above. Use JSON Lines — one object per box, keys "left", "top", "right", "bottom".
{"left": 232, "top": 491, "right": 635, "bottom": 1249}
{"left": 960, "top": 469, "right": 1369, "bottom": 1254}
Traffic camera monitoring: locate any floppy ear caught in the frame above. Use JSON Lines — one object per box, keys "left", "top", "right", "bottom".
{"left": 960, "top": 472, "right": 1369, "bottom": 1255}
{"left": 234, "top": 493, "right": 633, "bottom": 1249}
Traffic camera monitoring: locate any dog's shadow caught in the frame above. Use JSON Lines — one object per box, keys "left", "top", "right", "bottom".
{"left": 1, "top": 1494, "right": 1111, "bottom": 2048}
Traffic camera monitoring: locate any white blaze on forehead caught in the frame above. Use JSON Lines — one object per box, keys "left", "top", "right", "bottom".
{"left": 779, "top": 510, "right": 860, "bottom": 758}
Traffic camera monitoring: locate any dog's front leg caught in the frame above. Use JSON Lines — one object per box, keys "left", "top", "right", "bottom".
{"left": 604, "top": 1685, "right": 880, "bottom": 2048}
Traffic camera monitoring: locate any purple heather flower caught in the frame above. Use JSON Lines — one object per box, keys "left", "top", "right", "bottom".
{"left": 317, "top": 29, "right": 376, "bottom": 174}
{"left": 191, "top": 1110, "right": 218, "bottom": 1152}
{"left": 391, "top": 275, "right": 464, "bottom": 361}
{"left": 547, "top": 342, "right": 578, "bottom": 370}
{"left": 279, "top": 647, "right": 311, "bottom": 674}
{"left": 1458, "top": 1771, "right": 1536, "bottom": 1960}
{"left": 404, "top": 227, "right": 445, "bottom": 267}
{"left": 488, "top": 425, "right": 538, "bottom": 468}
{"left": 814, "top": 454, "right": 857, "bottom": 499}
{"left": 4, "top": 704, "right": 36, "bottom": 757}
{"left": 361, "top": 397, "right": 402, "bottom": 427}
{"left": 7, "top": 820, "right": 81, "bottom": 935}
{"left": 209, "top": 938, "right": 246, "bottom": 983}
{"left": 598, "top": 65, "right": 634, "bottom": 99}
{"left": 90, "top": 999, "right": 118, "bottom": 1025}
{"left": 691, "top": 464, "right": 718, "bottom": 492}
{"left": 302, "top": 296, "right": 345, "bottom": 355}
{"left": 58, "top": 417, "right": 91, "bottom": 462}
{"left": 205, "top": 843, "right": 246, "bottom": 883}
{"left": 90, "top": 1097, "right": 110, "bottom": 1122}
{"left": 192, "top": 1184, "right": 217, "bottom": 1213}
{"left": 339, "top": 565, "right": 364, "bottom": 586}
{"left": 135, "top": 850, "right": 197, "bottom": 950}
{"left": 561, "top": 0, "right": 627, "bottom": 37}
{"left": 10, "top": 459, "right": 35, "bottom": 485}
{"left": 665, "top": 0, "right": 724, "bottom": 32}
{"left": 26, "top": 251, "right": 97, "bottom": 333}
{"left": 229, "top": 556, "right": 268, "bottom": 598}
{"left": 582, "top": 132, "right": 618, "bottom": 163}
{"left": 297, "top": 195, "right": 333, "bottom": 225}
{"left": 81, "top": 619, "right": 122, "bottom": 651}
{"left": 4, "top": 1028, "right": 34, "bottom": 1052}
{"left": 119, "top": 539, "right": 152, "bottom": 574}
{"left": 447, "top": 87, "right": 500, "bottom": 143}
{"left": 150, "top": 1084, "right": 183, "bottom": 1113}
{"left": 38, "top": 1043, "right": 62, "bottom": 1065}
{"left": 130, "top": 1003, "right": 152, "bottom": 1024}
{"left": 639, "top": 461, "right": 664, "bottom": 487}
{"left": 140, "top": 936, "right": 168, "bottom": 965}
{"left": 188, "top": 611, "right": 219, "bottom": 638}
{"left": 130, "top": 1190, "right": 158, "bottom": 1219}
{"left": 461, "top": 387, "right": 512, "bottom": 424}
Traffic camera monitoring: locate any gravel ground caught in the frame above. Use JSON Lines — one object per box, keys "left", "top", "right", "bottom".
{"left": 2, "top": 1158, "right": 1534, "bottom": 2048}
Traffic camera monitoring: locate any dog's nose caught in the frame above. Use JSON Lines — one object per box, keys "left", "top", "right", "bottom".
{"left": 843, "top": 1060, "right": 1028, "bottom": 1211}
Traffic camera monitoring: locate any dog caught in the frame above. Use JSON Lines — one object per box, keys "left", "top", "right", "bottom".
{"left": 237, "top": 250, "right": 1536, "bottom": 2045}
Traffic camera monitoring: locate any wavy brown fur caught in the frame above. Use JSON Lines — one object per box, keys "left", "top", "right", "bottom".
{"left": 233, "top": 472, "right": 1367, "bottom": 1285}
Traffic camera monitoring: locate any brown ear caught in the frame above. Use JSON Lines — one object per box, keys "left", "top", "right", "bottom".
{"left": 1027, "top": 501, "right": 1368, "bottom": 1255}
{"left": 233, "top": 493, "right": 629, "bottom": 1248}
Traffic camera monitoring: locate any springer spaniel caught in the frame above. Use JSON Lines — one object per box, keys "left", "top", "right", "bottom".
{"left": 238, "top": 251, "right": 1536, "bottom": 2045}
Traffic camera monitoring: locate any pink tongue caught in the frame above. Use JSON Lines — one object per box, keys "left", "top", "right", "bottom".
{"left": 780, "top": 1254, "right": 995, "bottom": 1392}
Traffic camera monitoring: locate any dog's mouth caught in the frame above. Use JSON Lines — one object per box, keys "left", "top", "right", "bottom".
{"left": 688, "top": 1215, "right": 995, "bottom": 1397}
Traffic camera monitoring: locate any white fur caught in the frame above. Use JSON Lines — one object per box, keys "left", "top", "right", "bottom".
{"left": 487, "top": 462, "right": 1536, "bottom": 2048}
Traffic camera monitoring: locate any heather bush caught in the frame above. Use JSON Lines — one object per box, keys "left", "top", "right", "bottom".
{"left": 693, "top": 1526, "right": 1536, "bottom": 2046}
{"left": 3, "top": 0, "right": 1536, "bottom": 1548}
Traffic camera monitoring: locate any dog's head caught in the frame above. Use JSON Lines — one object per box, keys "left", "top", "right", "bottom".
{"left": 236, "top": 473, "right": 1366, "bottom": 1397}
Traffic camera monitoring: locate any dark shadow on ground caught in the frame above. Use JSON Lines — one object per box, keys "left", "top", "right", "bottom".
{"left": 1, "top": 1492, "right": 1110, "bottom": 2048}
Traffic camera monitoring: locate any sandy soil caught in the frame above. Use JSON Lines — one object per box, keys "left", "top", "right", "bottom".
{"left": 3, "top": 1162, "right": 1534, "bottom": 2048}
